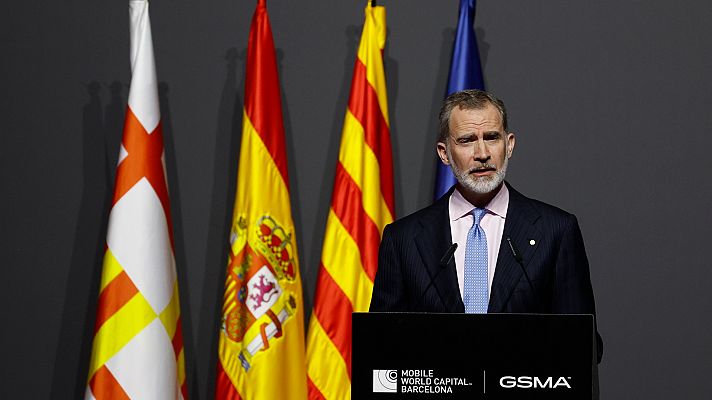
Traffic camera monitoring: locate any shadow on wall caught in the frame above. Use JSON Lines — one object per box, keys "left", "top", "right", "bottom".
{"left": 105, "top": 81, "right": 126, "bottom": 180}
{"left": 419, "top": 28, "right": 455, "bottom": 205}
{"left": 49, "top": 81, "right": 122, "bottom": 399}
{"left": 277, "top": 45, "right": 304, "bottom": 313}
{"left": 303, "top": 24, "right": 361, "bottom": 319}
{"left": 476, "top": 28, "right": 490, "bottom": 70}
{"left": 198, "top": 47, "right": 245, "bottom": 400}
{"left": 158, "top": 81, "right": 197, "bottom": 399}
{"left": 384, "top": 28, "right": 401, "bottom": 220}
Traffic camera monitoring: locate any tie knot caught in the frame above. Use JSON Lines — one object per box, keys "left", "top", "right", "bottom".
{"left": 472, "top": 208, "right": 487, "bottom": 226}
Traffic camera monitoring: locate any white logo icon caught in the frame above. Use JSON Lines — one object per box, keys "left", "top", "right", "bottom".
{"left": 373, "top": 370, "right": 398, "bottom": 393}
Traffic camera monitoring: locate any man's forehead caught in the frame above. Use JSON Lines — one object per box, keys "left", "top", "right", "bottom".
{"left": 449, "top": 105, "right": 504, "bottom": 131}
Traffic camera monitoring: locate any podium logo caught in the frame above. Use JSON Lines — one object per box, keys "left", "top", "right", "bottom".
{"left": 499, "top": 376, "right": 572, "bottom": 389}
{"left": 373, "top": 370, "right": 398, "bottom": 393}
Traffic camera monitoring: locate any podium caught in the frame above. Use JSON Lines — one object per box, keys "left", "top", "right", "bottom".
{"left": 352, "top": 313, "right": 597, "bottom": 399}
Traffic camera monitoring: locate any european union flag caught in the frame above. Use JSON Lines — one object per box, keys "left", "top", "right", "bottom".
{"left": 434, "top": 0, "right": 486, "bottom": 200}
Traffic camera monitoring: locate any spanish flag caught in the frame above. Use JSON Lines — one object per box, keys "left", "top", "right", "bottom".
{"left": 85, "top": 1, "right": 187, "bottom": 399}
{"left": 215, "top": 0, "right": 307, "bottom": 399}
{"left": 305, "top": 3, "right": 394, "bottom": 399}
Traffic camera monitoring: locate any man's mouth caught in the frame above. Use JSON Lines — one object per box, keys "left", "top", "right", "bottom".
{"left": 469, "top": 165, "right": 496, "bottom": 176}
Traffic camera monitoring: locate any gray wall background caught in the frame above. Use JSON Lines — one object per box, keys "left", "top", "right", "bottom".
{"left": 2, "top": 0, "right": 711, "bottom": 398}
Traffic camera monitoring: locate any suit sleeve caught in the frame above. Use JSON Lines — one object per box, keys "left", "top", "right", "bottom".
{"left": 369, "top": 224, "right": 407, "bottom": 311}
{"left": 553, "top": 214, "right": 604, "bottom": 362}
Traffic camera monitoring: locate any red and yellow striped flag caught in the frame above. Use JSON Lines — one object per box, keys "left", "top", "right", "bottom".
{"left": 85, "top": 1, "right": 187, "bottom": 399}
{"left": 305, "top": 3, "right": 394, "bottom": 399}
{"left": 215, "top": 1, "right": 307, "bottom": 399}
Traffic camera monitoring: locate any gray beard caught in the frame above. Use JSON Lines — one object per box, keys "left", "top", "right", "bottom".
{"left": 447, "top": 147, "right": 508, "bottom": 195}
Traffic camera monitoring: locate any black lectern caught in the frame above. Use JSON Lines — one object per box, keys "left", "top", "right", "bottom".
{"left": 352, "top": 313, "right": 597, "bottom": 399}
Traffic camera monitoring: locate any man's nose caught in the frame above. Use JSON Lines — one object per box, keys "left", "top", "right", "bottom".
{"left": 473, "top": 139, "right": 490, "bottom": 161}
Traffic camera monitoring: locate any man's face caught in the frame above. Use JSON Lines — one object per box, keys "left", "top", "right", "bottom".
{"left": 437, "top": 104, "right": 515, "bottom": 195}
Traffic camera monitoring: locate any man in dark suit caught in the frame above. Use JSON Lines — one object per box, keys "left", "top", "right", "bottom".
{"left": 369, "top": 89, "right": 602, "bottom": 362}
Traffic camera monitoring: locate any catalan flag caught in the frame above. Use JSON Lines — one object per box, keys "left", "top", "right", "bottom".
{"left": 434, "top": 0, "right": 486, "bottom": 200}
{"left": 85, "top": 1, "right": 187, "bottom": 399}
{"left": 305, "top": 3, "right": 394, "bottom": 399}
{"left": 215, "top": 1, "right": 307, "bottom": 399}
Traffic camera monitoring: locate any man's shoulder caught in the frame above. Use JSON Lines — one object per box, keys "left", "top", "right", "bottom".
{"left": 508, "top": 184, "right": 578, "bottom": 225}
{"left": 386, "top": 194, "right": 449, "bottom": 235}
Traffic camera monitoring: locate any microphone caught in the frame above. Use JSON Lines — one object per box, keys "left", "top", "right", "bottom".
{"left": 506, "top": 237, "right": 541, "bottom": 312}
{"left": 506, "top": 237, "right": 523, "bottom": 264}
{"left": 439, "top": 242, "right": 458, "bottom": 267}
{"left": 420, "top": 243, "right": 458, "bottom": 304}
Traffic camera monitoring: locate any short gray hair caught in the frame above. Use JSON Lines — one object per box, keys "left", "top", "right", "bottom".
{"left": 438, "top": 89, "right": 508, "bottom": 143}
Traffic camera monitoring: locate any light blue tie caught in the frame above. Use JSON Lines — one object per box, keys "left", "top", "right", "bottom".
{"left": 464, "top": 208, "right": 488, "bottom": 314}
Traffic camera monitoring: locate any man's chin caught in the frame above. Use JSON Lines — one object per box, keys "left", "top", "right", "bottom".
{"left": 461, "top": 175, "right": 504, "bottom": 195}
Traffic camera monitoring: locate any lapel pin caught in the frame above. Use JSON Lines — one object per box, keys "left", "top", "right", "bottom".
{"left": 529, "top": 239, "right": 536, "bottom": 246}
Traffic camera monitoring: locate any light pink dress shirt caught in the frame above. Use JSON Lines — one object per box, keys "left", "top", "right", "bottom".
{"left": 448, "top": 184, "right": 509, "bottom": 301}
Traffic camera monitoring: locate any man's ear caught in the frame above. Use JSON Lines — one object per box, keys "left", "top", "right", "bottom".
{"left": 506, "top": 132, "right": 516, "bottom": 158}
{"left": 436, "top": 141, "right": 450, "bottom": 165}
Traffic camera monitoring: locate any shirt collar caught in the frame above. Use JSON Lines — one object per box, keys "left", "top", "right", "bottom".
{"left": 449, "top": 184, "right": 510, "bottom": 221}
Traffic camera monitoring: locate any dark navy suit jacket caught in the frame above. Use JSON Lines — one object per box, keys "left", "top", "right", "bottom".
{"left": 369, "top": 183, "right": 603, "bottom": 362}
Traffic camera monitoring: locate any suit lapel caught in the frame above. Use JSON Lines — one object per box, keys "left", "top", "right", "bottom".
{"left": 489, "top": 184, "right": 542, "bottom": 312}
{"left": 414, "top": 193, "right": 464, "bottom": 312}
